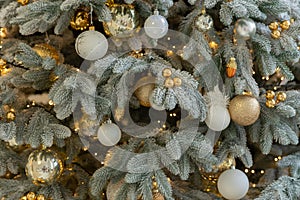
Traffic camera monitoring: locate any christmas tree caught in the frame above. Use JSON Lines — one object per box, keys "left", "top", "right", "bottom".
{"left": 0, "top": 0, "right": 300, "bottom": 199}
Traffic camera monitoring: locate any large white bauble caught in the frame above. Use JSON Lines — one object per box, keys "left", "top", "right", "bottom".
{"left": 144, "top": 10, "right": 168, "bottom": 39}
{"left": 97, "top": 122, "right": 121, "bottom": 146}
{"left": 205, "top": 105, "right": 230, "bottom": 131}
{"left": 75, "top": 30, "right": 108, "bottom": 60}
{"left": 217, "top": 169, "right": 249, "bottom": 200}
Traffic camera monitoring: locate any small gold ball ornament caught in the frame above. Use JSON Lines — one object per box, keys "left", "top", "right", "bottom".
{"left": 280, "top": 20, "right": 291, "bottom": 30}
{"left": 265, "top": 90, "right": 275, "bottom": 99}
{"left": 173, "top": 77, "right": 182, "bottom": 87}
{"left": 17, "top": 0, "right": 29, "bottom": 6}
{"left": 70, "top": 9, "right": 90, "bottom": 31}
{"left": 228, "top": 94, "right": 260, "bottom": 126}
{"left": 271, "top": 30, "right": 281, "bottom": 39}
{"left": 134, "top": 76, "right": 155, "bottom": 107}
{"left": 276, "top": 91, "right": 287, "bottom": 102}
{"left": 32, "top": 43, "right": 62, "bottom": 64}
{"left": 19, "top": 196, "right": 27, "bottom": 200}
{"left": 266, "top": 99, "right": 276, "bottom": 108}
{"left": 164, "top": 78, "right": 174, "bottom": 88}
{"left": 26, "top": 192, "right": 36, "bottom": 200}
{"left": 269, "top": 22, "right": 279, "bottom": 30}
{"left": 162, "top": 68, "right": 172, "bottom": 77}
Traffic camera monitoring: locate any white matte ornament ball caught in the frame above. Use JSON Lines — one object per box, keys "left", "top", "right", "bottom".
{"left": 75, "top": 30, "right": 108, "bottom": 60}
{"left": 234, "top": 18, "right": 256, "bottom": 40}
{"left": 144, "top": 10, "right": 168, "bottom": 39}
{"left": 97, "top": 122, "right": 121, "bottom": 146}
{"left": 217, "top": 169, "right": 249, "bottom": 200}
{"left": 205, "top": 105, "right": 230, "bottom": 131}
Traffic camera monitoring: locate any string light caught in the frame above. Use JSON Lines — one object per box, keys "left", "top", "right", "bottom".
{"left": 244, "top": 169, "right": 249, "bottom": 173}
{"left": 260, "top": 170, "right": 265, "bottom": 174}
{"left": 48, "top": 100, "right": 55, "bottom": 106}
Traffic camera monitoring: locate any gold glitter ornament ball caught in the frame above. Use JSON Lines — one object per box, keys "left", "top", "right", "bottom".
{"left": 70, "top": 9, "right": 90, "bottom": 31}
{"left": 103, "top": 4, "right": 140, "bottom": 38}
{"left": 228, "top": 95, "right": 260, "bottom": 126}
{"left": 32, "top": 43, "right": 63, "bottom": 64}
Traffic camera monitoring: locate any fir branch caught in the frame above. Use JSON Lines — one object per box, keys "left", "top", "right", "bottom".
{"left": 25, "top": 108, "right": 71, "bottom": 148}
{"left": 278, "top": 151, "right": 300, "bottom": 178}
{"left": 255, "top": 176, "right": 300, "bottom": 200}
{"left": 90, "top": 167, "right": 115, "bottom": 197}
{"left": 0, "top": 179, "right": 35, "bottom": 200}
{"left": 139, "top": 174, "right": 153, "bottom": 200}
{"left": 154, "top": 170, "right": 173, "bottom": 199}
{"left": 0, "top": 1, "right": 18, "bottom": 27}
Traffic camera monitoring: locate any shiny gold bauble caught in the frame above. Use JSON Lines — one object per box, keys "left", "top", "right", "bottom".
{"left": 70, "top": 10, "right": 90, "bottom": 31}
{"left": 280, "top": 20, "right": 290, "bottom": 30}
{"left": 26, "top": 192, "right": 36, "bottom": 200}
{"left": 162, "top": 68, "right": 172, "bottom": 77}
{"left": 228, "top": 95, "right": 260, "bottom": 126}
{"left": 266, "top": 99, "right": 276, "bottom": 108}
{"left": 134, "top": 76, "right": 155, "bottom": 107}
{"left": 265, "top": 90, "right": 275, "bottom": 100}
{"left": 164, "top": 78, "right": 174, "bottom": 88}
{"left": 19, "top": 196, "right": 27, "bottom": 200}
{"left": 25, "top": 149, "right": 63, "bottom": 185}
{"left": 32, "top": 43, "right": 62, "bottom": 64}
{"left": 17, "top": 0, "right": 29, "bottom": 6}
{"left": 268, "top": 22, "right": 279, "bottom": 30}
{"left": 271, "top": 30, "right": 281, "bottom": 39}
{"left": 276, "top": 91, "right": 287, "bottom": 102}
{"left": 103, "top": 4, "right": 140, "bottom": 38}
{"left": 173, "top": 77, "right": 182, "bottom": 87}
